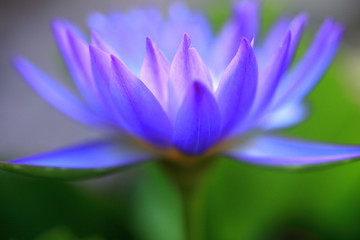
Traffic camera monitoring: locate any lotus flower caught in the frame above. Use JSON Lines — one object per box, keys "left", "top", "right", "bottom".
{"left": 5, "top": 1, "right": 360, "bottom": 179}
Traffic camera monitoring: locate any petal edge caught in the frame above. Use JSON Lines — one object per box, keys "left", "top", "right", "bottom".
{"left": 225, "top": 135, "right": 360, "bottom": 167}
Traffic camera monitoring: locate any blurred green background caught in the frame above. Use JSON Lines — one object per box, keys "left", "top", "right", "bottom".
{"left": 2, "top": 0, "right": 360, "bottom": 239}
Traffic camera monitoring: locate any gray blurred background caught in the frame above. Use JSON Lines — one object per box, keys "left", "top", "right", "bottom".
{"left": 0, "top": 0, "right": 359, "bottom": 158}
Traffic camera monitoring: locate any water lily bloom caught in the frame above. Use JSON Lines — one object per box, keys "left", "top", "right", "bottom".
{"left": 5, "top": 1, "right": 360, "bottom": 179}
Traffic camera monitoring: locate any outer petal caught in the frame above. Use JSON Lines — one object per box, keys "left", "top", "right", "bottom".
{"left": 140, "top": 37, "right": 170, "bottom": 110}
{"left": 89, "top": 45, "right": 124, "bottom": 126}
{"left": 252, "top": 32, "right": 291, "bottom": 117}
{"left": 52, "top": 21, "right": 99, "bottom": 107}
{"left": 90, "top": 46, "right": 172, "bottom": 147}
{"left": 169, "top": 33, "right": 213, "bottom": 119}
{"left": 210, "top": 1, "right": 259, "bottom": 74}
{"left": 233, "top": 33, "right": 291, "bottom": 135}
{"left": 274, "top": 19, "right": 344, "bottom": 107}
{"left": 233, "top": 1, "right": 259, "bottom": 39}
{"left": 91, "top": 30, "right": 116, "bottom": 56}
{"left": 161, "top": 2, "right": 212, "bottom": 59}
{"left": 1, "top": 140, "right": 153, "bottom": 179}
{"left": 88, "top": 8, "right": 162, "bottom": 73}
{"left": 215, "top": 38, "right": 258, "bottom": 136}
{"left": 261, "top": 103, "right": 307, "bottom": 130}
{"left": 12, "top": 56, "right": 101, "bottom": 125}
{"left": 173, "top": 82, "right": 221, "bottom": 155}
{"left": 258, "top": 14, "right": 308, "bottom": 70}
{"left": 284, "top": 13, "right": 309, "bottom": 68}
{"left": 225, "top": 135, "right": 360, "bottom": 166}
{"left": 257, "top": 18, "right": 289, "bottom": 69}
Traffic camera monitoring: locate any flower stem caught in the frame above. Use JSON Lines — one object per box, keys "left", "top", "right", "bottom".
{"left": 179, "top": 177, "right": 199, "bottom": 240}
{"left": 161, "top": 158, "right": 214, "bottom": 240}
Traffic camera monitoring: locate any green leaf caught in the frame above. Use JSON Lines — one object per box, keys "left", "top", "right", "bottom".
{"left": 0, "top": 161, "right": 140, "bottom": 180}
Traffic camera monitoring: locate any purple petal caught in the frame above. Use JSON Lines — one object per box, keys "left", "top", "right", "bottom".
{"left": 284, "top": 13, "right": 309, "bottom": 68}
{"left": 2, "top": 140, "right": 153, "bottom": 179}
{"left": 233, "top": 1, "right": 260, "bottom": 39}
{"left": 91, "top": 30, "right": 116, "bottom": 54}
{"left": 261, "top": 103, "right": 307, "bottom": 130}
{"left": 173, "top": 81, "right": 221, "bottom": 155}
{"left": 215, "top": 38, "right": 258, "bottom": 136}
{"left": 161, "top": 2, "right": 212, "bottom": 59}
{"left": 225, "top": 135, "right": 360, "bottom": 166}
{"left": 169, "top": 33, "right": 213, "bottom": 119}
{"left": 210, "top": 1, "right": 259, "bottom": 74}
{"left": 89, "top": 45, "right": 124, "bottom": 126}
{"left": 90, "top": 46, "right": 172, "bottom": 146}
{"left": 88, "top": 8, "right": 162, "bottom": 73}
{"left": 52, "top": 21, "right": 99, "bottom": 108}
{"left": 12, "top": 56, "right": 101, "bottom": 125}
{"left": 257, "top": 18, "right": 289, "bottom": 68}
{"left": 140, "top": 37, "right": 170, "bottom": 110}
{"left": 252, "top": 32, "right": 291, "bottom": 117}
{"left": 258, "top": 14, "right": 308, "bottom": 70}
{"left": 274, "top": 19, "right": 344, "bottom": 107}
{"left": 233, "top": 33, "right": 291, "bottom": 135}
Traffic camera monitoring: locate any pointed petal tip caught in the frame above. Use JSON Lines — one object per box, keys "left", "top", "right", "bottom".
{"left": 242, "top": 37, "right": 255, "bottom": 48}
{"left": 182, "top": 32, "right": 191, "bottom": 47}
{"left": 145, "top": 36, "right": 156, "bottom": 51}
{"left": 145, "top": 36, "right": 152, "bottom": 43}
{"left": 11, "top": 55, "right": 29, "bottom": 78}
{"left": 193, "top": 80, "right": 202, "bottom": 88}
{"left": 192, "top": 80, "right": 207, "bottom": 94}
{"left": 234, "top": 0, "right": 260, "bottom": 11}
{"left": 10, "top": 54, "right": 24, "bottom": 66}
{"left": 51, "top": 19, "right": 71, "bottom": 34}
{"left": 110, "top": 54, "right": 118, "bottom": 63}
{"left": 296, "top": 12, "right": 309, "bottom": 23}
{"left": 89, "top": 43, "right": 106, "bottom": 58}
{"left": 241, "top": 37, "right": 249, "bottom": 45}
{"left": 323, "top": 17, "right": 336, "bottom": 27}
{"left": 51, "top": 19, "right": 63, "bottom": 28}
{"left": 12, "top": 55, "right": 32, "bottom": 75}
{"left": 250, "top": 35, "right": 255, "bottom": 47}
{"left": 236, "top": 37, "right": 253, "bottom": 55}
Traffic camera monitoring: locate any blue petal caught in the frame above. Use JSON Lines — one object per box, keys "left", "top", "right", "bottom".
{"left": 2, "top": 140, "right": 153, "bottom": 179}
{"left": 215, "top": 38, "right": 258, "bottom": 136}
{"left": 233, "top": 1, "right": 260, "bottom": 39}
{"left": 169, "top": 34, "right": 213, "bottom": 120}
{"left": 284, "top": 13, "right": 309, "bottom": 68}
{"left": 162, "top": 2, "right": 212, "bottom": 59}
{"left": 257, "top": 14, "right": 308, "bottom": 70}
{"left": 89, "top": 45, "right": 124, "bottom": 126}
{"left": 88, "top": 8, "right": 162, "bottom": 74}
{"left": 91, "top": 30, "right": 116, "bottom": 55}
{"left": 52, "top": 21, "right": 99, "bottom": 108}
{"left": 90, "top": 46, "right": 172, "bottom": 147}
{"left": 261, "top": 103, "right": 307, "bottom": 130}
{"left": 274, "top": 19, "right": 344, "bottom": 107}
{"left": 252, "top": 32, "right": 291, "bottom": 118}
{"left": 140, "top": 37, "right": 170, "bottom": 110}
{"left": 210, "top": 1, "right": 259, "bottom": 74}
{"left": 173, "top": 81, "right": 221, "bottom": 155}
{"left": 257, "top": 18, "right": 289, "bottom": 69}
{"left": 233, "top": 33, "right": 291, "bottom": 135}
{"left": 12, "top": 56, "right": 101, "bottom": 125}
{"left": 225, "top": 135, "right": 360, "bottom": 166}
